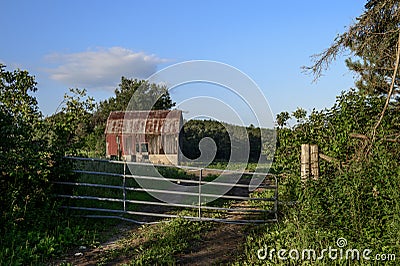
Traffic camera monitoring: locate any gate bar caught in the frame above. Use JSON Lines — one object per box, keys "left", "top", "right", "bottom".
{"left": 71, "top": 169, "right": 277, "bottom": 189}
{"left": 61, "top": 206, "right": 275, "bottom": 224}
{"left": 57, "top": 195, "right": 273, "bottom": 213}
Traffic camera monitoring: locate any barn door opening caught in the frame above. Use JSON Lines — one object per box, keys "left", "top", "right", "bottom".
{"left": 136, "top": 142, "right": 149, "bottom": 162}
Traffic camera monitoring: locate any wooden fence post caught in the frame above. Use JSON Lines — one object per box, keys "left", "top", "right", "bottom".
{"left": 301, "top": 144, "right": 310, "bottom": 183}
{"left": 301, "top": 144, "right": 320, "bottom": 183}
{"left": 310, "top": 144, "right": 319, "bottom": 180}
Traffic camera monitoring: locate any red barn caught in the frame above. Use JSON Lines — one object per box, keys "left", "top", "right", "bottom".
{"left": 105, "top": 110, "right": 183, "bottom": 165}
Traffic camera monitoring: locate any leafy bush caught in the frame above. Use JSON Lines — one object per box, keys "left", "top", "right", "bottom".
{"left": 0, "top": 65, "right": 98, "bottom": 264}
{"left": 237, "top": 89, "right": 400, "bottom": 265}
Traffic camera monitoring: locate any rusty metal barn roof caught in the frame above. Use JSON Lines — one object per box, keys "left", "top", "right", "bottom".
{"left": 105, "top": 110, "right": 182, "bottom": 135}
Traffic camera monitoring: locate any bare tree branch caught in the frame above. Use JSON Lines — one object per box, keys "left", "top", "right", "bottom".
{"left": 372, "top": 30, "right": 400, "bottom": 137}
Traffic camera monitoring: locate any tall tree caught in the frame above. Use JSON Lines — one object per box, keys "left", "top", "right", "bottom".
{"left": 306, "top": 0, "right": 400, "bottom": 95}
{"left": 93, "top": 77, "right": 175, "bottom": 126}
{"left": 0, "top": 65, "right": 54, "bottom": 226}
{"left": 88, "top": 77, "right": 175, "bottom": 157}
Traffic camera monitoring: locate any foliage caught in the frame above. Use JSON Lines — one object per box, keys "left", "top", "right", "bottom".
{"left": 236, "top": 2, "right": 400, "bottom": 263}
{"left": 44, "top": 88, "right": 95, "bottom": 156}
{"left": 129, "top": 218, "right": 212, "bottom": 265}
{"left": 181, "top": 119, "right": 275, "bottom": 163}
{"left": 0, "top": 64, "right": 50, "bottom": 229}
{"left": 4, "top": 2, "right": 400, "bottom": 261}
{"left": 1, "top": 216, "right": 102, "bottom": 265}
{"left": 92, "top": 77, "right": 174, "bottom": 128}
{"left": 237, "top": 89, "right": 400, "bottom": 265}
{"left": 90, "top": 217, "right": 214, "bottom": 265}
{"left": 87, "top": 77, "right": 175, "bottom": 157}
{"left": 272, "top": 90, "right": 396, "bottom": 176}
{"left": 275, "top": 111, "right": 290, "bottom": 127}
{"left": 306, "top": 0, "right": 400, "bottom": 95}
{"left": 0, "top": 65, "right": 99, "bottom": 264}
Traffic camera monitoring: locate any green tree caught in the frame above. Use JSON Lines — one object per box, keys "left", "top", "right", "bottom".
{"left": 276, "top": 111, "right": 290, "bottom": 127}
{"left": 44, "top": 88, "right": 95, "bottom": 156}
{"left": 181, "top": 119, "right": 273, "bottom": 163}
{"left": 0, "top": 64, "right": 51, "bottom": 227}
{"left": 264, "top": 89, "right": 400, "bottom": 265}
{"left": 0, "top": 64, "right": 96, "bottom": 227}
{"left": 0, "top": 64, "right": 104, "bottom": 264}
{"left": 93, "top": 77, "right": 175, "bottom": 127}
{"left": 306, "top": 0, "right": 400, "bottom": 95}
{"left": 89, "top": 77, "right": 175, "bottom": 157}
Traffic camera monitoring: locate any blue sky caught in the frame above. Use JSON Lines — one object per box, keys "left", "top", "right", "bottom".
{"left": 1, "top": 0, "right": 366, "bottom": 125}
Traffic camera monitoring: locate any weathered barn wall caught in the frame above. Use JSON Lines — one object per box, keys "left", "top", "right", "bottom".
{"left": 105, "top": 110, "right": 183, "bottom": 165}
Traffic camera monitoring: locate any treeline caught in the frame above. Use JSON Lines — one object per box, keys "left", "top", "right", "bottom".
{"left": 1, "top": 63, "right": 273, "bottom": 232}
{"left": 181, "top": 119, "right": 274, "bottom": 163}
{"left": 0, "top": 65, "right": 277, "bottom": 263}
{"left": 55, "top": 76, "right": 275, "bottom": 164}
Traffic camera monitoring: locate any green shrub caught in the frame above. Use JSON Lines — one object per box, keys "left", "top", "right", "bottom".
{"left": 237, "top": 90, "right": 400, "bottom": 265}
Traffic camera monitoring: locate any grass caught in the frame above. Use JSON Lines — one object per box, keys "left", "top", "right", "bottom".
{"left": 94, "top": 214, "right": 215, "bottom": 265}
{"left": 181, "top": 161, "right": 272, "bottom": 173}
{"left": 0, "top": 158, "right": 277, "bottom": 265}
{"left": 0, "top": 214, "right": 112, "bottom": 265}
{"left": 61, "top": 158, "right": 276, "bottom": 222}
{"left": 61, "top": 159, "right": 167, "bottom": 218}
{"left": 231, "top": 169, "right": 400, "bottom": 266}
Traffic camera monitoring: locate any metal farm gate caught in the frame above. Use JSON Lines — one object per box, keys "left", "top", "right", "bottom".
{"left": 54, "top": 157, "right": 278, "bottom": 225}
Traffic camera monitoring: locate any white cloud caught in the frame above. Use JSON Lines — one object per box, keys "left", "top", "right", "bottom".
{"left": 45, "top": 47, "right": 168, "bottom": 90}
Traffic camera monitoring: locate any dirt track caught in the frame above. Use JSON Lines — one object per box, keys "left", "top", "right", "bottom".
{"left": 50, "top": 221, "right": 247, "bottom": 265}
